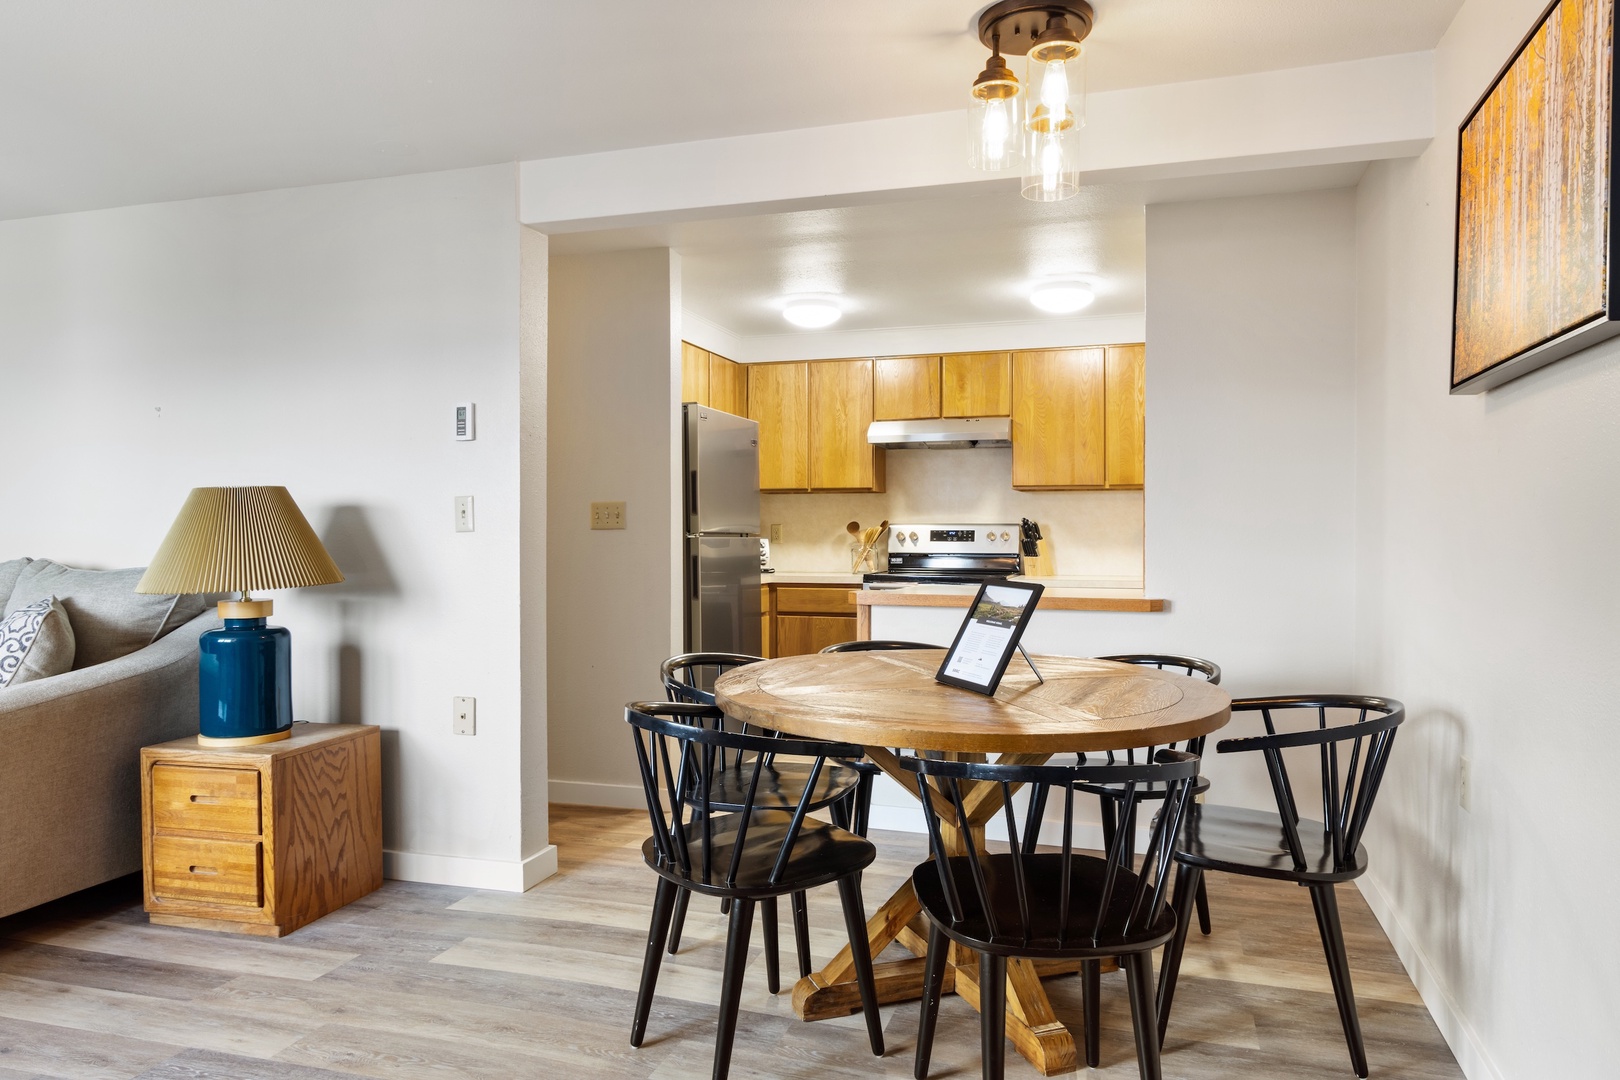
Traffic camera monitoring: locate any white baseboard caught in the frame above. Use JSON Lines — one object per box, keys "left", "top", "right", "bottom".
{"left": 1356, "top": 872, "right": 1501, "bottom": 1080}
{"left": 385, "top": 845, "right": 559, "bottom": 893}
{"left": 548, "top": 779, "right": 646, "bottom": 809}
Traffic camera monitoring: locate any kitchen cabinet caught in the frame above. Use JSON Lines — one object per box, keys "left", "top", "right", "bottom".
{"left": 681, "top": 341, "right": 710, "bottom": 405}
{"left": 748, "top": 361, "right": 810, "bottom": 491}
{"left": 1104, "top": 344, "right": 1145, "bottom": 488}
{"left": 763, "top": 584, "right": 857, "bottom": 657}
{"left": 1012, "top": 347, "right": 1106, "bottom": 489}
{"left": 708, "top": 353, "right": 748, "bottom": 416}
{"left": 809, "top": 359, "right": 884, "bottom": 491}
{"left": 681, "top": 341, "right": 748, "bottom": 416}
{"left": 873, "top": 355, "right": 941, "bottom": 420}
{"left": 942, "top": 352, "right": 1012, "bottom": 417}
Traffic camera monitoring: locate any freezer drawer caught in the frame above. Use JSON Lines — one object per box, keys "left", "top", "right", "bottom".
{"left": 686, "top": 535, "right": 763, "bottom": 655}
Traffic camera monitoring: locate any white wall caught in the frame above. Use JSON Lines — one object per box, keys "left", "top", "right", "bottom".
{"left": 547, "top": 248, "right": 682, "bottom": 808}
{"left": 1352, "top": 1, "right": 1620, "bottom": 1076}
{"left": 0, "top": 164, "right": 553, "bottom": 891}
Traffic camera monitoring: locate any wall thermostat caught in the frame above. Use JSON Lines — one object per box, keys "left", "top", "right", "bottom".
{"left": 454, "top": 402, "right": 476, "bottom": 441}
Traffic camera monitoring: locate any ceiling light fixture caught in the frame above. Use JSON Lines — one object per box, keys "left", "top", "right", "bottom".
{"left": 969, "top": 1, "right": 1093, "bottom": 202}
{"left": 1029, "top": 279, "right": 1095, "bottom": 314}
{"left": 780, "top": 295, "right": 843, "bottom": 329}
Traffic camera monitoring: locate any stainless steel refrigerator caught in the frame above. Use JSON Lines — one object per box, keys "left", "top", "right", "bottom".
{"left": 683, "top": 403, "right": 762, "bottom": 655}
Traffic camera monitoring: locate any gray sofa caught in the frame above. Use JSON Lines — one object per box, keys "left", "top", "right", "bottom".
{"left": 0, "top": 558, "right": 216, "bottom": 919}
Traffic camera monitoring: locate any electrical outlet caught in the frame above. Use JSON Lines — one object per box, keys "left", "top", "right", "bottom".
{"left": 590, "top": 501, "right": 626, "bottom": 530}
{"left": 453, "top": 696, "right": 476, "bottom": 735}
{"left": 455, "top": 495, "right": 474, "bottom": 532}
{"left": 1458, "top": 756, "right": 1470, "bottom": 811}
{"left": 769, "top": 523, "right": 784, "bottom": 542}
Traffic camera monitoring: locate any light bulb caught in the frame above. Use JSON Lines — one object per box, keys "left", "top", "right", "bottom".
{"left": 1041, "top": 135, "right": 1062, "bottom": 194}
{"left": 983, "top": 97, "right": 1011, "bottom": 164}
{"left": 1040, "top": 59, "right": 1069, "bottom": 118}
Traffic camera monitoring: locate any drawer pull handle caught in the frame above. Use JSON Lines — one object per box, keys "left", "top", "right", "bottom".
{"left": 188, "top": 866, "right": 220, "bottom": 876}
{"left": 189, "top": 795, "right": 221, "bottom": 804}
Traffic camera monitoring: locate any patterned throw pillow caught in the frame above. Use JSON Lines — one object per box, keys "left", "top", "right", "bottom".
{"left": 0, "top": 596, "right": 76, "bottom": 688}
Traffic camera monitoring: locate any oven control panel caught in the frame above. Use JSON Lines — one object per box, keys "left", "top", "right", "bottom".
{"left": 887, "top": 523, "right": 1021, "bottom": 554}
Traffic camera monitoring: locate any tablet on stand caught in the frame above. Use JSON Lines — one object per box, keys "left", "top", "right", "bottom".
{"left": 934, "top": 580, "right": 1045, "bottom": 696}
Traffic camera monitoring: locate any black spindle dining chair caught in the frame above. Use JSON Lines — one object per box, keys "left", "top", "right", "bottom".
{"left": 1021, "top": 654, "right": 1222, "bottom": 944}
{"left": 626, "top": 702, "right": 884, "bottom": 1080}
{"left": 654, "top": 654, "right": 868, "bottom": 990}
{"left": 900, "top": 749, "right": 1201, "bottom": 1080}
{"left": 659, "top": 652, "right": 868, "bottom": 990}
{"left": 1155, "top": 695, "right": 1404, "bottom": 1078}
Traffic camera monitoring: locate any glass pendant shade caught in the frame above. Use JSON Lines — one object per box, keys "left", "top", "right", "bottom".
{"left": 1020, "top": 35, "right": 1085, "bottom": 201}
{"left": 968, "top": 52, "right": 1022, "bottom": 172}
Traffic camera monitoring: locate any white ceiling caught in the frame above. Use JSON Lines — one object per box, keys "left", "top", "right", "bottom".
{"left": 557, "top": 163, "right": 1368, "bottom": 336}
{"left": 2, "top": 0, "right": 1463, "bottom": 221}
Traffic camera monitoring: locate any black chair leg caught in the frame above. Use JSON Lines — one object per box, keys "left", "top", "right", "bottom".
{"left": 666, "top": 887, "right": 690, "bottom": 954}
{"left": 1155, "top": 862, "right": 1202, "bottom": 1048}
{"left": 1309, "top": 883, "right": 1369, "bottom": 1078}
{"left": 712, "top": 897, "right": 756, "bottom": 1080}
{"left": 631, "top": 878, "right": 679, "bottom": 1047}
{"left": 762, "top": 896, "right": 780, "bottom": 994}
{"left": 854, "top": 770, "right": 875, "bottom": 836}
{"left": 915, "top": 922, "right": 948, "bottom": 1079}
{"left": 1194, "top": 875, "right": 1212, "bottom": 936}
{"left": 792, "top": 890, "right": 812, "bottom": 978}
{"left": 980, "top": 951, "right": 1008, "bottom": 1080}
{"left": 1022, "top": 783, "right": 1050, "bottom": 856}
{"left": 836, "top": 875, "right": 885, "bottom": 1057}
{"left": 1124, "top": 950, "right": 1163, "bottom": 1080}
{"left": 1081, "top": 958, "right": 1101, "bottom": 1068}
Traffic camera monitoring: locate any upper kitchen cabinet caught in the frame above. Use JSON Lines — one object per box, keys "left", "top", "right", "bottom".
{"left": 1012, "top": 347, "right": 1106, "bottom": 489}
{"left": 748, "top": 361, "right": 810, "bottom": 491}
{"left": 680, "top": 341, "right": 748, "bottom": 416}
{"left": 942, "top": 352, "right": 1012, "bottom": 417}
{"left": 809, "top": 359, "right": 885, "bottom": 491}
{"left": 708, "top": 353, "right": 748, "bottom": 416}
{"left": 873, "top": 355, "right": 941, "bottom": 420}
{"left": 680, "top": 341, "right": 710, "bottom": 405}
{"left": 1104, "top": 344, "right": 1145, "bottom": 488}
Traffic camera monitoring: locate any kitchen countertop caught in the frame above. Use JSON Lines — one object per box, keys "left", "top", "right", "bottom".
{"left": 856, "top": 583, "right": 1165, "bottom": 613}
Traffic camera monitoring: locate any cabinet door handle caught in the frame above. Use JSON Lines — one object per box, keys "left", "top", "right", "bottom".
{"left": 189, "top": 795, "right": 221, "bottom": 804}
{"left": 188, "top": 866, "right": 220, "bottom": 876}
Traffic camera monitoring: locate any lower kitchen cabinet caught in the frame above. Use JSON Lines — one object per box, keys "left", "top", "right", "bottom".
{"left": 762, "top": 584, "right": 858, "bottom": 656}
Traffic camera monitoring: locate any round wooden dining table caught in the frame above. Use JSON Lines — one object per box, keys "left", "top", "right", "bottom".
{"left": 713, "top": 648, "right": 1231, "bottom": 1078}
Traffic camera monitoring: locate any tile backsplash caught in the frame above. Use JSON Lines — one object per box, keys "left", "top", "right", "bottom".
{"left": 760, "top": 447, "right": 1144, "bottom": 584}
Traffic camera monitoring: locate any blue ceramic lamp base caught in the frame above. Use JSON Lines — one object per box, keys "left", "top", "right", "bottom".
{"left": 198, "top": 599, "right": 293, "bottom": 744}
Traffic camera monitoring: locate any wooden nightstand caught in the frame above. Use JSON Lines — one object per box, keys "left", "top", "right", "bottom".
{"left": 141, "top": 722, "right": 383, "bottom": 937}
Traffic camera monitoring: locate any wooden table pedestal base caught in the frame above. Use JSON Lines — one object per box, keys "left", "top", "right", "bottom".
{"left": 791, "top": 879, "right": 1112, "bottom": 1077}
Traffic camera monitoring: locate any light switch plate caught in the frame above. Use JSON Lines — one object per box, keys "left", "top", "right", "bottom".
{"left": 455, "top": 496, "right": 474, "bottom": 532}
{"left": 453, "top": 696, "right": 476, "bottom": 735}
{"left": 590, "top": 501, "right": 626, "bottom": 529}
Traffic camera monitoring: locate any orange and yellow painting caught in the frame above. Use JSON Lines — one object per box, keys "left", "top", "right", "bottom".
{"left": 1454, "top": 0, "right": 1613, "bottom": 388}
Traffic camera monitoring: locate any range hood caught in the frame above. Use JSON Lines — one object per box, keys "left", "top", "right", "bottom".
{"left": 867, "top": 417, "right": 1012, "bottom": 448}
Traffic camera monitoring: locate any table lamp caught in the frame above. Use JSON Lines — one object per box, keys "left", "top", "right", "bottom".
{"left": 136, "top": 486, "right": 344, "bottom": 744}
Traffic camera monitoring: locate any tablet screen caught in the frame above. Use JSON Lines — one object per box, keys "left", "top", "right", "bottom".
{"left": 935, "top": 580, "right": 1045, "bottom": 696}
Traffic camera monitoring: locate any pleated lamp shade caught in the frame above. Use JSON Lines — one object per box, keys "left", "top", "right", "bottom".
{"left": 136, "top": 487, "right": 344, "bottom": 596}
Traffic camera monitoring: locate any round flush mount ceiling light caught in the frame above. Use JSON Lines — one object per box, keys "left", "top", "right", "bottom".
{"left": 780, "top": 295, "right": 843, "bottom": 328}
{"left": 1028, "top": 279, "right": 1095, "bottom": 314}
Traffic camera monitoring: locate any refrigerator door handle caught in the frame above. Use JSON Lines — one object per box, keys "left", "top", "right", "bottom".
{"left": 688, "top": 471, "right": 699, "bottom": 522}
{"left": 690, "top": 553, "right": 700, "bottom": 601}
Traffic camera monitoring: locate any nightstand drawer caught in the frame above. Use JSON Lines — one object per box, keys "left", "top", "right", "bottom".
{"left": 151, "top": 836, "right": 263, "bottom": 907}
{"left": 151, "top": 765, "right": 260, "bottom": 835}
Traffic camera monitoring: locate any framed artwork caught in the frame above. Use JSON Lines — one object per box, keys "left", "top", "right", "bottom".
{"left": 1452, "top": 0, "right": 1618, "bottom": 393}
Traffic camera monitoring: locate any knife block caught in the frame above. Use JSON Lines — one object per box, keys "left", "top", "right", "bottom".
{"left": 1022, "top": 540, "right": 1054, "bottom": 579}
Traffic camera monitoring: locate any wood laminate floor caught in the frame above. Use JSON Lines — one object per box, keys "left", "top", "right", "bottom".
{"left": 0, "top": 805, "right": 1463, "bottom": 1079}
